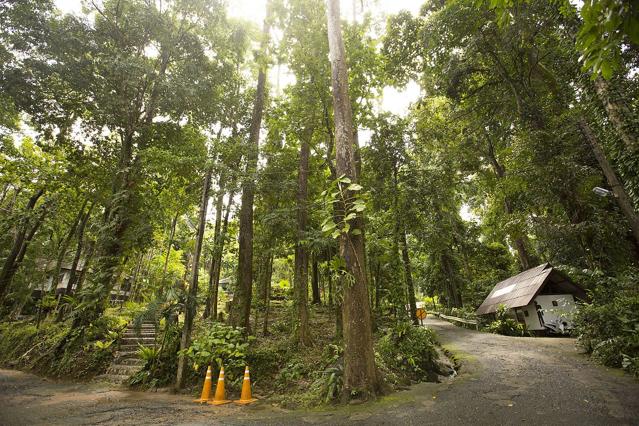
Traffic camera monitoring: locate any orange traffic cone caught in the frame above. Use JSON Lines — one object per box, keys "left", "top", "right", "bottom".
{"left": 234, "top": 365, "right": 257, "bottom": 405}
{"left": 207, "top": 365, "right": 231, "bottom": 405}
{"left": 194, "top": 365, "right": 213, "bottom": 403}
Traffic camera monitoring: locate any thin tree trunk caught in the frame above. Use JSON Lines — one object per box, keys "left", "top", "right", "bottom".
{"left": 294, "top": 132, "right": 312, "bottom": 346}
{"left": 176, "top": 169, "right": 212, "bottom": 389}
{"left": 15, "top": 205, "right": 48, "bottom": 267}
{"left": 262, "top": 254, "right": 273, "bottom": 335}
{"left": 204, "top": 252, "right": 217, "bottom": 320}
{"left": 326, "top": 0, "right": 379, "bottom": 400}
{"left": 0, "top": 189, "right": 44, "bottom": 302}
{"left": 161, "top": 212, "right": 179, "bottom": 288}
{"left": 65, "top": 203, "right": 93, "bottom": 295}
{"left": 327, "top": 261, "right": 333, "bottom": 307}
{"left": 594, "top": 77, "right": 638, "bottom": 153}
{"left": 56, "top": 202, "right": 93, "bottom": 322}
{"left": 53, "top": 199, "right": 88, "bottom": 293}
{"left": 579, "top": 119, "right": 639, "bottom": 245}
{"left": 75, "top": 240, "right": 94, "bottom": 293}
{"left": 441, "top": 252, "right": 462, "bottom": 308}
{"left": 231, "top": 15, "right": 269, "bottom": 331}
{"left": 374, "top": 260, "right": 381, "bottom": 312}
{"left": 401, "top": 230, "right": 418, "bottom": 325}
{"left": 311, "top": 255, "right": 320, "bottom": 304}
{"left": 486, "top": 139, "right": 536, "bottom": 270}
{"left": 212, "top": 190, "right": 234, "bottom": 321}
{"left": 126, "top": 251, "right": 144, "bottom": 302}
{"left": 0, "top": 183, "right": 10, "bottom": 205}
{"left": 204, "top": 174, "right": 226, "bottom": 319}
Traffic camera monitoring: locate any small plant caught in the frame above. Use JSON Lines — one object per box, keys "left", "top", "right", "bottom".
{"left": 484, "top": 304, "right": 526, "bottom": 336}
{"left": 376, "top": 322, "right": 439, "bottom": 383}
{"left": 180, "top": 321, "right": 251, "bottom": 373}
{"left": 93, "top": 340, "right": 113, "bottom": 350}
{"left": 320, "top": 175, "right": 366, "bottom": 240}
{"left": 91, "top": 330, "right": 119, "bottom": 351}
{"left": 322, "top": 366, "right": 343, "bottom": 403}
{"left": 137, "top": 344, "right": 159, "bottom": 364}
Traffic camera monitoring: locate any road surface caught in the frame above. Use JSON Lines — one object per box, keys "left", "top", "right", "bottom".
{"left": 1, "top": 317, "right": 637, "bottom": 425}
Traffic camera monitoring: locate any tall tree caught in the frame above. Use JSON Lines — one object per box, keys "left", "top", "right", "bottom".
{"left": 230, "top": 9, "right": 271, "bottom": 331}
{"left": 326, "top": 0, "right": 379, "bottom": 400}
{"left": 294, "top": 129, "right": 313, "bottom": 345}
{"left": 176, "top": 168, "right": 212, "bottom": 389}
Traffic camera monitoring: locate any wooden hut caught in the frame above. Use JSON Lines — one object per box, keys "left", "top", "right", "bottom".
{"left": 476, "top": 263, "right": 587, "bottom": 334}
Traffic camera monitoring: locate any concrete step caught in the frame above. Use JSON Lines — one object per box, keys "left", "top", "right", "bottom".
{"left": 95, "top": 373, "right": 130, "bottom": 384}
{"left": 117, "top": 357, "right": 146, "bottom": 366}
{"left": 107, "top": 364, "right": 143, "bottom": 375}
{"left": 122, "top": 331, "right": 156, "bottom": 337}
{"left": 119, "top": 344, "right": 147, "bottom": 351}
{"left": 125, "top": 326, "right": 156, "bottom": 331}
{"left": 115, "top": 350, "right": 139, "bottom": 360}
{"left": 124, "top": 328, "right": 155, "bottom": 336}
{"left": 120, "top": 337, "right": 156, "bottom": 345}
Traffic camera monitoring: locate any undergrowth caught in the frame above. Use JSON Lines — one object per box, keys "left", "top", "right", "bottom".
{"left": 0, "top": 314, "right": 127, "bottom": 379}
{"left": 574, "top": 269, "right": 639, "bottom": 377}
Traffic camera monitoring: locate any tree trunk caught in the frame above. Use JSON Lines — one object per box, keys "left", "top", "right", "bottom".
{"left": 326, "top": 0, "right": 379, "bottom": 400}
{"left": 327, "top": 259, "right": 333, "bottom": 307}
{"left": 294, "top": 132, "right": 312, "bottom": 346}
{"left": 441, "top": 253, "right": 462, "bottom": 308}
{"left": 594, "top": 77, "right": 638, "bottom": 153}
{"left": 15, "top": 204, "right": 48, "bottom": 267}
{"left": 53, "top": 199, "right": 88, "bottom": 294}
{"left": 203, "top": 252, "right": 217, "bottom": 320}
{"left": 579, "top": 120, "right": 639, "bottom": 245}
{"left": 485, "top": 139, "right": 536, "bottom": 270}
{"left": 56, "top": 202, "right": 93, "bottom": 322}
{"left": 75, "top": 240, "right": 94, "bottom": 293}
{"left": 0, "top": 189, "right": 44, "bottom": 302}
{"left": 212, "top": 190, "right": 234, "bottom": 321}
{"left": 374, "top": 260, "right": 381, "bottom": 313}
{"left": 126, "top": 251, "right": 144, "bottom": 303}
{"left": 204, "top": 174, "right": 226, "bottom": 319}
{"left": 262, "top": 254, "right": 273, "bottom": 335}
{"left": 401, "top": 230, "right": 418, "bottom": 325}
{"left": 311, "top": 255, "right": 321, "bottom": 305}
{"left": 161, "top": 212, "right": 179, "bottom": 289}
{"left": 176, "top": 169, "right": 212, "bottom": 389}
{"left": 231, "top": 20, "right": 269, "bottom": 330}
{"left": 65, "top": 202, "right": 93, "bottom": 295}
{"left": 0, "top": 183, "right": 10, "bottom": 205}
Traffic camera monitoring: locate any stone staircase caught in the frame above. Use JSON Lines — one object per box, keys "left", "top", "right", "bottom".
{"left": 97, "top": 321, "right": 157, "bottom": 384}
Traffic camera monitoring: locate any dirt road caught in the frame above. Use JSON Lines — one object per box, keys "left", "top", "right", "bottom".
{"left": 1, "top": 317, "right": 638, "bottom": 425}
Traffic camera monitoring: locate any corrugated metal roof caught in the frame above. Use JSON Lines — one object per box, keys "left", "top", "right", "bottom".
{"left": 476, "top": 263, "right": 553, "bottom": 315}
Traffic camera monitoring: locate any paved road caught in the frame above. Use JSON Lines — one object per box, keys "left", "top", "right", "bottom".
{"left": 1, "top": 317, "right": 638, "bottom": 425}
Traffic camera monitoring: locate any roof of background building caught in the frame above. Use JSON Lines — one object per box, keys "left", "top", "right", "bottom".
{"left": 475, "top": 263, "right": 584, "bottom": 315}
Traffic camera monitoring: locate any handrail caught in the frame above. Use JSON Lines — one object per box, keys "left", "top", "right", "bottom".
{"left": 432, "top": 312, "right": 479, "bottom": 330}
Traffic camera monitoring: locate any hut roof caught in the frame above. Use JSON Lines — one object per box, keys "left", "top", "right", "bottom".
{"left": 475, "top": 263, "right": 585, "bottom": 315}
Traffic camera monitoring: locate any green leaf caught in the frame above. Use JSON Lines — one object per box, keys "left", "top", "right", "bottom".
{"left": 322, "top": 222, "right": 337, "bottom": 232}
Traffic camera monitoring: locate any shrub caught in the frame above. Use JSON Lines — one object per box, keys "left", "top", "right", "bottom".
{"left": 376, "top": 322, "right": 439, "bottom": 383}
{"left": 180, "top": 321, "right": 251, "bottom": 375}
{"left": 0, "top": 318, "right": 122, "bottom": 379}
{"left": 574, "top": 269, "right": 639, "bottom": 377}
{"left": 484, "top": 304, "right": 526, "bottom": 336}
